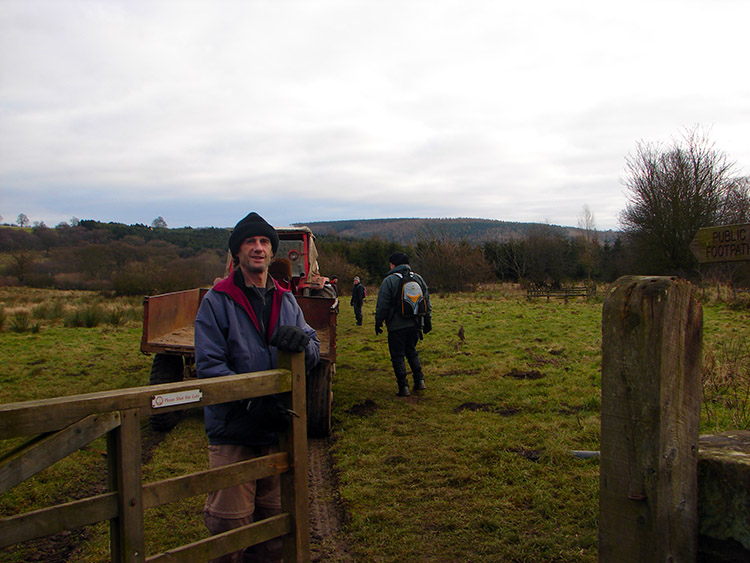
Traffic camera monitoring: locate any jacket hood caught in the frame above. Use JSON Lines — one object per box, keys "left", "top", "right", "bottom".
{"left": 212, "top": 275, "right": 290, "bottom": 342}
{"left": 388, "top": 263, "right": 412, "bottom": 276}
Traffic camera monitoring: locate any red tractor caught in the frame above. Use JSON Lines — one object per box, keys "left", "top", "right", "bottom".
{"left": 141, "top": 226, "right": 337, "bottom": 437}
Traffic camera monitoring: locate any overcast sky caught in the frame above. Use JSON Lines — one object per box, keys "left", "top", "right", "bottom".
{"left": 1, "top": 0, "right": 748, "bottom": 232}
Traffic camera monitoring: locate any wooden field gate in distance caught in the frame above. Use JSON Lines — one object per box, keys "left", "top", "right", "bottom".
{"left": 526, "top": 284, "right": 596, "bottom": 302}
{"left": 0, "top": 352, "right": 310, "bottom": 562}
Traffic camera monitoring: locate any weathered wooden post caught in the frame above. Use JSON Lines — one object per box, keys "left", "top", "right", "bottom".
{"left": 600, "top": 276, "right": 703, "bottom": 562}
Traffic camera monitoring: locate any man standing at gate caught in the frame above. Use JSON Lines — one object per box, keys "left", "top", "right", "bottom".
{"left": 374, "top": 252, "right": 432, "bottom": 396}
{"left": 195, "top": 211, "right": 320, "bottom": 563}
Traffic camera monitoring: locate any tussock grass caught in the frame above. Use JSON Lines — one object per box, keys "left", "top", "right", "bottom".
{"left": 0, "top": 287, "right": 142, "bottom": 331}
{"left": 9, "top": 311, "right": 31, "bottom": 333}
{"left": 63, "top": 304, "right": 102, "bottom": 328}
{"left": 31, "top": 299, "right": 66, "bottom": 321}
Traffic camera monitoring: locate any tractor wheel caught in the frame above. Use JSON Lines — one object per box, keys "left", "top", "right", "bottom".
{"left": 306, "top": 362, "right": 334, "bottom": 438}
{"left": 149, "top": 353, "right": 184, "bottom": 433}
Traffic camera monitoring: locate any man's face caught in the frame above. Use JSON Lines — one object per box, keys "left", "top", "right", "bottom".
{"left": 237, "top": 236, "right": 273, "bottom": 274}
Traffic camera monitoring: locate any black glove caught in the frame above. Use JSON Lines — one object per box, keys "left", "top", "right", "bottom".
{"left": 245, "top": 395, "right": 297, "bottom": 433}
{"left": 423, "top": 315, "right": 432, "bottom": 334}
{"left": 375, "top": 324, "right": 383, "bottom": 335}
{"left": 271, "top": 325, "right": 310, "bottom": 353}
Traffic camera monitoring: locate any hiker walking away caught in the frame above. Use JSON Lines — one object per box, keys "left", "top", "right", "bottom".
{"left": 350, "top": 276, "right": 366, "bottom": 325}
{"left": 374, "top": 252, "right": 432, "bottom": 396}
{"left": 194, "top": 211, "right": 320, "bottom": 563}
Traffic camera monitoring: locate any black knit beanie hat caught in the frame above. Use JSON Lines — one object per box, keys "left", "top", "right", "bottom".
{"left": 228, "top": 212, "right": 279, "bottom": 257}
{"left": 388, "top": 252, "right": 409, "bottom": 266}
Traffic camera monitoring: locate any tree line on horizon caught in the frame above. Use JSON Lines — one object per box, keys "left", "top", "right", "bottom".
{"left": 1, "top": 216, "right": 747, "bottom": 296}
{"left": 2, "top": 128, "right": 748, "bottom": 295}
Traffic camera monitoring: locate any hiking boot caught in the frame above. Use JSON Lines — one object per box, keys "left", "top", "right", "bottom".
{"left": 413, "top": 378, "right": 426, "bottom": 391}
{"left": 397, "top": 386, "right": 411, "bottom": 397}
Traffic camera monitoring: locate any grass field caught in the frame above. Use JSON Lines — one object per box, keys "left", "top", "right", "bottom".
{"left": 1, "top": 284, "right": 748, "bottom": 562}
{"left": 332, "top": 287, "right": 603, "bottom": 562}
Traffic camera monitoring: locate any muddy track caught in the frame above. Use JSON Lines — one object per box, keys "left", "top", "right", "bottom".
{"left": 307, "top": 438, "right": 353, "bottom": 562}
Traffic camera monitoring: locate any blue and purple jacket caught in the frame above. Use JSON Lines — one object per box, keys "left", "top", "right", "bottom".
{"left": 195, "top": 275, "right": 320, "bottom": 446}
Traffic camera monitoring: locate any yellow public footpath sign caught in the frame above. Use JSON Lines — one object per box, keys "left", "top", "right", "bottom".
{"left": 690, "top": 223, "right": 750, "bottom": 263}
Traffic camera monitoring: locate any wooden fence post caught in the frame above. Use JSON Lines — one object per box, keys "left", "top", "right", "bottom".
{"left": 108, "top": 408, "right": 144, "bottom": 563}
{"left": 600, "top": 276, "right": 703, "bottom": 562}
{"left": 277, "top": 351, "right": 311, "bottom": 562}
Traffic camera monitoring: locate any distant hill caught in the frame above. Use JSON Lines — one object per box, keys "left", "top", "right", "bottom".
{"left": 297, "top": 218, "right": 618, "bottom": 244}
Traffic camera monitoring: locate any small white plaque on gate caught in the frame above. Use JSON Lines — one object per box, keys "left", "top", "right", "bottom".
{"left": 151, "top": 389, "right": 203, "bottom": 409}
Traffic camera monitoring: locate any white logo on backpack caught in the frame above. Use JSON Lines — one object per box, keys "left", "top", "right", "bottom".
{"left": 394, "top": 272, "right": 427, "bottom": 317}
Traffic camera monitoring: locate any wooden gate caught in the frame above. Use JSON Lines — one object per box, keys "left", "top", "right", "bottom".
{"left": 0, "top": 352, "right": 310, "bottom": 562}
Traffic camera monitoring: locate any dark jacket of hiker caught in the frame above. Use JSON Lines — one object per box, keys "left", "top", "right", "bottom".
{"left": 374, "top": 263, "right": 431, "bottom": 332}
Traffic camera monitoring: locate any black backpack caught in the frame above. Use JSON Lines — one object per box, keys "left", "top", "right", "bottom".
{"left": 394, "top": 271, "right": 427, "bottom": 317}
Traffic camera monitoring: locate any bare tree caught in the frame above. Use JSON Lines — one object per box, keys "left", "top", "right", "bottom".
{"left": 33, "top": 223, "right": 58, "bottom": 256}
{"left": 16, "top": 213, "right": 29, "bottom": 227}
{"left": 9, "top": 251, "right": 34, "bottom": 283}
{"left": 1, "top": 228, "right": 37, "bottom": 283}
{"left": 415, "top": 236, "right": 494, "bottom": 292}
{"left": 524, "top": 224, "right": 572, "bottom": 287}
{"left": 620, "top": 127, "right": 739, "bottom": 275}
{"left": 577, "top": 204, "right": 598, "bottom": 282}
{"left": 724, "top": 176, "right": 750, "bottom": 224}
{"left": 483, "top": 239, "right": 529, "bottom": 283}
{"left": 151, "top": 216, "right": 168, "bottom": 229}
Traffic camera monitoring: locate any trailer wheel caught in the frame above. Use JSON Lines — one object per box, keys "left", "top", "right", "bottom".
{"left": 149, "top": 353, "right": 184, "bottom": 433}
{"left": 307, "top": 362, "right": 334, "bottom": 438}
